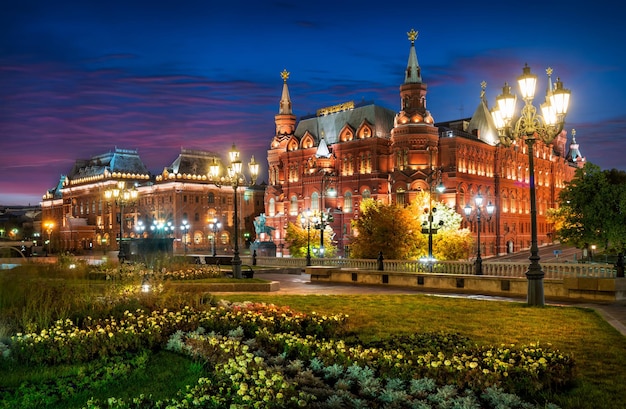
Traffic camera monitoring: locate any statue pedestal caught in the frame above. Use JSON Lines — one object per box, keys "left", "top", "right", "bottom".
{"left": 250, "top": 241, "right": 276, "bottom": 257}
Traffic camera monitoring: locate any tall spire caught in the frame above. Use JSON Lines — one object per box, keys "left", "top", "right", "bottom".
{"left": 404, "top": 29, "right": 422, "bottom": 84}
{"left": 273, "top": 69, "right": 297, "bottom": 146}
{"left": 279, "top": 69, "right": 292, "bottom": 115}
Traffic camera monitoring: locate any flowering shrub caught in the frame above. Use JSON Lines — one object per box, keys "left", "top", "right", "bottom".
{"left": 89, "top": 264, "right": 223, "bottom": 282}
{"left": 8, "top": 303, "right": 347, "bottom": 365}
{"left": 3, "top": 301, "right": 574, "bottom": 408}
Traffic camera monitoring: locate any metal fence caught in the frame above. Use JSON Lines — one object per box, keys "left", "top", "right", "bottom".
{"left": 245, "top": 256, "right": 617, "bottom": 278}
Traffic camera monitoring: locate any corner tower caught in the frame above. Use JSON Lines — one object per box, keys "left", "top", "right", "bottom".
{"left": 272, "top": 69, "right": 296, "bottom": 147}
{"left": 267, "top": 69, "right": 297, "bottom": 187}
{"left": 390, "top": 29, "right": 440, "bottom": 173}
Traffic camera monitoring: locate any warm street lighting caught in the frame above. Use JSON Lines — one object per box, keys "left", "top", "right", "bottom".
{"left": 300, "top": 209, "right": 313, "bottom": 266}
{"left": 151, "top": 220, "right": 174, "bottom": 236}
{"left": 105, "top": 181, "right": 138, "bottom": 262}
{"left": 208, "top": 144, "right": 259, "bottom": 278}
{"left": 180, "top": 220, "right": 190, "bottom": 254}
{"left": 421, "top": 161, "right": 445, "bottom": 272}
{"left": 464, "top": 193, "right": 495, "bottom": 275}
{"left": 208, "top": 217, "right": 222, "bottom": 257}
{"left": 317, "top": 171, "right": 336, "bottom": 258}
{"left": 135, "top": 220, "right": 145, "bottom": 236}
{"left": 491, "top": 64, "right": 571, "bottom": 306}
{"left": 44, "top": 221, "right": 54, "bottom": 256}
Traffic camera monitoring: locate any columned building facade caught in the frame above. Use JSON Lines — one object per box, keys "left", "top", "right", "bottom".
{"left": 264, "top": 30, "right": 583, "bottom": 258}
{"left": 41, "top": 148, "right": 265, "bottom": 255}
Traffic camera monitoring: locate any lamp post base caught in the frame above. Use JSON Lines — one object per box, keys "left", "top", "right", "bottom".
{"left": 475, "top": 257, "right": 483, "bottom": 275}
{"left": 526, "top": 275, "right": 545, "bottom": 306}
{"left": 232, "top": 255, "right": 242, "bottom": 279}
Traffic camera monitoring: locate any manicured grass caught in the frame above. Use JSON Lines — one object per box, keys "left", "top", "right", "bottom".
{"left": 218, "top": 293, "right": 626, "bottom": 409}
{"left": 56, "top": 351, "right": 200, "bottom": 409}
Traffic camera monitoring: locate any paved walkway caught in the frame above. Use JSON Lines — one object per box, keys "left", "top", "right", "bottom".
{"left": 251, "top": 271, "right": 626, "bottom": 337}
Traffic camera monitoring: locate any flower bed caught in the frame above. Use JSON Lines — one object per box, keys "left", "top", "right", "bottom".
{"left": 3, "top": 301, "right": 574, "bottom": 408}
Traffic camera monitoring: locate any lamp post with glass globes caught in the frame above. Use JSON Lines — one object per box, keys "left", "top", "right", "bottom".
{"left": 44, "top": 221, "right": 55, "bottom": 256}
{"left": 135, "top": 220, "right": 146, "bottom": 240}
{"left": 209, "top": 144, "right": 259, "bottom": 279}
{"left": 491, "top": 64, "right": 571, "bottom": 306}
{"left": 300, "top": 208, "right": 313, "bottom": 266}
{"left": 208, "top": 217, "right": 222, "bottom": 257}
{"left": 318, "top": 171, "right": 336, "bottom": 258}
{"left": 104, "top": 181, "right": 138, "bottom": 262}
{"left": 463, "top": 193, "right": 495, "bottom": 276}
{"left": 180, "top": 220, "right": 190, "bottom": 254}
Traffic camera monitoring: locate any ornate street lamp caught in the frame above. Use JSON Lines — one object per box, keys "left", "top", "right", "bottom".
{"left": 318, "top": 171, "right": 336, "bottom": 258}
{"left": 208, "top": 217, "right": 222, "bottom": 257}
{"left": 464, "top": 193, "right": 495, "bottom": 275}
{"left": 135, "top": 220, "right": 145, "bottom": 236}
{"left": 491, "top": 64, "right": 571, "bottom": 306}
{"left": 180, "top": 220, "right": 190, "bottom": 254}
{"left": 421, "top": 165, "right": 445, "bottom": 272}
{"left": 209, "top": 144, "right": 259, "bottom": 278}
{"left": 105, "top": 181, "right": 138, "bottom": 262}
{"left": 300, "top": 208, "right": 313, "bottom": 266}
{"left": 44, "top": 221, "right": 54, "bottom": 256}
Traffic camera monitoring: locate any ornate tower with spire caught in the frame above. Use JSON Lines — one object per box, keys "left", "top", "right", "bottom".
{"left": 273, "top": 69, "right": 296, "bottom": 144}
{"left": 390, "top": 29, "right": 440, "bottom": 174}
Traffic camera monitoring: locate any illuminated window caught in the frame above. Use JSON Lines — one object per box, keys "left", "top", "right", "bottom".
{"left": 290, "top": 195, "right": 298, "bottom": 216}
{"left": 344, "top": 192, "right": 352, "bottom": 213}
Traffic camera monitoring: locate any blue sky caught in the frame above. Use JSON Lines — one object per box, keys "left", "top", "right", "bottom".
{"left": 1, "top": 0, "right": 625, "bottom": 205}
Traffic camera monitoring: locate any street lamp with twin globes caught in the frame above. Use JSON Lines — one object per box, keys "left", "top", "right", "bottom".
{"left": 208, "top": 144, "right": 259, "bottom": 278}
{"left": 490, "top": 64, "right": 571, "bottom": 306}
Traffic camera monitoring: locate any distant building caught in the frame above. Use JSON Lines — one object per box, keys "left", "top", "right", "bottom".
{"left": 41, "top": 148, "right": 264, "bottom": 255}
{"left": 264, "top": 31, "right": 584, "bottom": 258}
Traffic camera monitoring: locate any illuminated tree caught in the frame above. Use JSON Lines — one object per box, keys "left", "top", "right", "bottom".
{"left": 350, "top": 195, "right": 473, "bottom": 260}
{"left": 285, "top": 221, "right": 337, "bottom": 258}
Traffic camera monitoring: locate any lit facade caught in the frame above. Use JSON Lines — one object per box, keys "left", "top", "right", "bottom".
{"left": 41, "top": 148, "right": 265, "bottom": 254}
{"left": 264, "top": 31, "right": 583, "bottom": 258}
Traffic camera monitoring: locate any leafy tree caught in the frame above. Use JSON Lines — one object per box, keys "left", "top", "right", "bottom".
{"left": 350, "top": 199, "right": 423, "bottom": 259}
{"left": 285, "top": 221, "right": 336, "bottom": 258}
{"left": 552, "top": 162, "right": 626, "bottom": 254}
{"left": 350, "top": 195, "right": 473, "bottom": 260}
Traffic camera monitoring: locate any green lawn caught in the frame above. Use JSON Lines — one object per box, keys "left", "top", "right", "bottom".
{"left": 217, "top": 293, "right": 626, "bottom": 409}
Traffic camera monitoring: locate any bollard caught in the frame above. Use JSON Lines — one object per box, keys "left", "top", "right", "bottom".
{"left": 252, "top": 250, "right": 257, "bottom": 266}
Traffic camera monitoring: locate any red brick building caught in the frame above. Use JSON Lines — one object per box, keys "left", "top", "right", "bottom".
{"left": 264, "top": 31, "right": 583, "bottom": 258}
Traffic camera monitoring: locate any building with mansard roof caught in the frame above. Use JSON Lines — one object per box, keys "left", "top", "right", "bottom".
{"left": 41, "top": 147, "right": 264, "bottom": 255}
{"left": 264, "top": 30, "right": 584, "bottom": 258}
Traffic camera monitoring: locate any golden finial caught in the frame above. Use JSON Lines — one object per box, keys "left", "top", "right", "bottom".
{"left": 546, "top": 67, "right": 553, "bottom": 76}
{"left": 480, "top": 81, "right": 487, "bottom": 99}
{"left": 407, "top": 29, "right": 418, "bottom": 44}
{"left": 281, "top": 69, "right": 290, "bottom": 82}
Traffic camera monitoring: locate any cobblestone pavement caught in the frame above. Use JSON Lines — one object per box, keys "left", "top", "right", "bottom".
{"left": 251, "top": 271, "right": 626, "bottom": 337}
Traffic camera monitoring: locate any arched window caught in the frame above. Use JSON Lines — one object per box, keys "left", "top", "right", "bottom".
{"left": 290, "top": 195, "right": 298, "bottom": 216}
{"left": 344, "top": 191, "right": 352, "bottom": 213}
{"left": 311, "top": 192, "right": 319, "bottom": 212}
{"left": 362, "top": 189, "right": 371, "bottom": 199}
{"left": 208, "top": 192, "right": 215, "bottom": 204}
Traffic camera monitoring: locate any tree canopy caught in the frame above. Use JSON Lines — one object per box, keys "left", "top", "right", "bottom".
{"left": 285, "top": 220, "right": 337, "bottom": 258}
{"left": 350, "top": 194, "right": 473, "bottom": 260}
{"left": 549, "top": 162, "right": 626, "bottom": 253}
